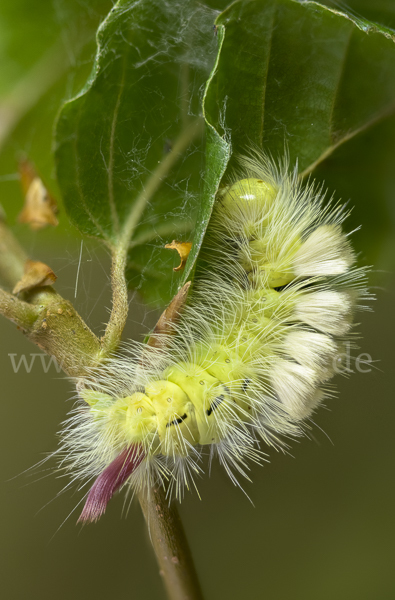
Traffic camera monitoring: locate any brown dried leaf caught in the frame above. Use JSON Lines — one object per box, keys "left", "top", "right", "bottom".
{"left": 147, "top": 281, "right": 191, "bottom": 350}
{"left": 164, "top": 240, "right": 192, "bottom": 271}
{"left": 13, "top": 259, "right": 57, "bottom": 295}
{"left": 18, "top": 159, "right": 58, "bottom": 230}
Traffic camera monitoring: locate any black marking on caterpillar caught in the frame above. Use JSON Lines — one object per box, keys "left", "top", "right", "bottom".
{"left": 242, "top": 379, "right": 251, "bottom": 392}
{"left": 166, "top": 414, "right": 188, "bottom": 427}
{"left": 206, "top": 395, "right": 225, "bottom": 416}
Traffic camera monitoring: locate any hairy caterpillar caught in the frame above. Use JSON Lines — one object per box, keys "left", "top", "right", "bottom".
{"left": 66, "top": 152, "right": 368, "bottom": 523}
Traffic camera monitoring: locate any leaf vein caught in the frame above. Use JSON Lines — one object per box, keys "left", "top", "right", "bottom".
{"left": 260, "top": 3, "right": 277, "bottom": 147}
{"left": 108, "top": 58, "right": 127, "bottom": 236}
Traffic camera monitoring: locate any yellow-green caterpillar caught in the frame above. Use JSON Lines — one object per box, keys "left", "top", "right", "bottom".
{"left": 66, "top": 152, "right": 367, "bottom": 522}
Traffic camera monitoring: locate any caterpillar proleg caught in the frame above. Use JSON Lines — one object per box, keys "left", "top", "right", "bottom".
{"left": 67, "top": 152, "right": 368, "bottom": 523}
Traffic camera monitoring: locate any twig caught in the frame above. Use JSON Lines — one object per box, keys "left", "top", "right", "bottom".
{"left": 100, "top": 245, "right": 128, "bottom": 356}
{"left": 0, "top": 217, "right": 102, "bottom": 376}
{"left": 138, "top": 487, "right": 204, "bottom": 600}
{"left": 0, "top": 288, "right": 40, "bottom": 329}
{"left": 101, "top": 117, "right": 203, "bottom": 357}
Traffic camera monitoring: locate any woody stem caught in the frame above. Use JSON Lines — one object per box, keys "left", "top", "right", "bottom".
{"left": 138, "top": 488, "right": 203, "bottom": 600}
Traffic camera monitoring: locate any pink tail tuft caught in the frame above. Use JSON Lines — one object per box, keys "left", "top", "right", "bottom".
{"left": 78, "top": 445, "right": 144, "bottom": 523}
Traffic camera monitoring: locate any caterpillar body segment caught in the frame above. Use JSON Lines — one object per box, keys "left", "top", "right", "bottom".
{"left": 67, "top": 153, "right": 368, "bottom": 522}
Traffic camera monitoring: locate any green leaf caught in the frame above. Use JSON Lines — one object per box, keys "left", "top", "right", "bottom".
{"left": 207, "top": 0, "right": 395, "bottom": 172}
{"left": 56, "top": 0, "right": 395, "bottom": 307}
{"left": 55, "top": 0, "right": 225, "bottom": 305}
{"left": 204, "top": 0, "right": 395, "bottom": 272}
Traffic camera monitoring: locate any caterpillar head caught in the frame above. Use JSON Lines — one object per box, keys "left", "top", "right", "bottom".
{"left": 123, "top": 392, "right": 158, "bottom": 448}
{"left": 144, "top": 380, "right": 199, "bottom": 453}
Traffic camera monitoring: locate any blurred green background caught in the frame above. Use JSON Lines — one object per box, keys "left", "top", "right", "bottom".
{"left": 1, "top": 1, "right": 395, "bottom": 599}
